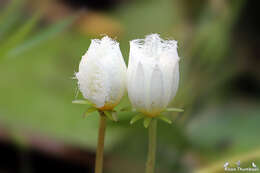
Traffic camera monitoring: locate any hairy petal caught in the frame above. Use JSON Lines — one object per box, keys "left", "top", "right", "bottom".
{"left": 76, "top": 36, "right": 126, "bottom": 109}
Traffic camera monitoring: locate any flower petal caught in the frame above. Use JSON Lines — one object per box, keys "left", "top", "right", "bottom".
{"left": 170, "top": 62, "right": 179, "bottom": 101}
{"left": 148, "top": 65, "right": 164, "bottom": 115}
{"left": 76, "top": 59, "right": 107, "bottom": 107}
{"left": 131, "top": 62, "right": 146, "bottom": 110}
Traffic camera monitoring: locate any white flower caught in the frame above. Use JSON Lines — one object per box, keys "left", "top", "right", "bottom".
{"left": 76, "top": 36, "right": 127, "bottom": 110}
{"left": 127, "top": 34, "right": 180, "bottom": 117}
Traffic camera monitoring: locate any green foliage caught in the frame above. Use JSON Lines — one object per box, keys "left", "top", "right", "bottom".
{"left": 0, "top": 12, "right": 41, "bottom": 57}
{"left": 8, "top": 15, "right": 76, "bottom": 57}
{"left": 0, "top": 0, "right": 75, "bottom": 62}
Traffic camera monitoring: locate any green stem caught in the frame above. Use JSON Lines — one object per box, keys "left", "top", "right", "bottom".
{"left": 95, "top": 111, "right": 107, "bottom": 173}
{"left": 146, "top": 119, "right": 157, "bottom": 173}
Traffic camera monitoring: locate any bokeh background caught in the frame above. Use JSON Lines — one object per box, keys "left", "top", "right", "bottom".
{"left": 0, "top": 0, "right": 259, "bottom": 172}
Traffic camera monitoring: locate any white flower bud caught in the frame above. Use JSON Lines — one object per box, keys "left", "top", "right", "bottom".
{"left": 76, "top": 36, "right": 127, "bottom": 110}
{"left": 127, "top": 34, "right": 180, "bottom": 117}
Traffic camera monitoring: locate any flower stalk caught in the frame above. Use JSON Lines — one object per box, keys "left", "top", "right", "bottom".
{"left": 146, "top": 119, "right": 157, "bottom": 173}
{"left": 95, "top": 111, "right": 107, "bottom": 173}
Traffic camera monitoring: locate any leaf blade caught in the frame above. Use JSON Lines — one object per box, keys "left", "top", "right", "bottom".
{"left": 7, "top": 15, "right": 77, "bottom": 57}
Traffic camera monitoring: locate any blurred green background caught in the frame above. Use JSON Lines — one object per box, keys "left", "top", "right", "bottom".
{"left": 0, "top": 0, "right": 259, "bottom": 173}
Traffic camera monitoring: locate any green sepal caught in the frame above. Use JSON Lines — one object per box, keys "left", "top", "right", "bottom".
{"left": 104, "top": 111, "right": 117, "bottom": 122}
{"left": 118, "top": 106, "right": 132, "bottom": 112}
{"left": 166, "top": 108, "right": 184, "bottom": 112}
{"left": 130, "top": 114, "right": 144, "bottom": 125}
{"left": 111, "top": 111, "right": 118, "bottom": 122}
{"left": 158, "top": 114, "right": 172, "bottom": 124}
{"left": 83, "top": 107, "right": 97, "bottom": 118}
{"left": 104, "top": 111, "right": 113, "bottom": 121}
{"left": 144, "top": 117, "right": 152, "bottom": 128}
{"left": 72, "top": 100, "right": 92, "bottom": 105}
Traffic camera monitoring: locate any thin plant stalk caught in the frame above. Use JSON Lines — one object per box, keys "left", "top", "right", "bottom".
{"left": 95, "top": 111, "right": 107, "bottom": 173}
{"left": 146, "top": 119, "right": 157, "bottom": 173}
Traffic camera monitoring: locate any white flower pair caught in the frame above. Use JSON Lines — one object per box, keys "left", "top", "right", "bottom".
{"left": 76, "top": 34, "right": 180, "bottom": 117}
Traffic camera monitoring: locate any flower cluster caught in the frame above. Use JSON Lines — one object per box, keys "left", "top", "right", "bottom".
{"left": 75, "top": 34, "right": 181, "bottom": 125}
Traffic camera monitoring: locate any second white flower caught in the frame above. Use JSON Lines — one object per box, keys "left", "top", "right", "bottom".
{"left": 127, "top": 34, "right": 180, "bottom": 117}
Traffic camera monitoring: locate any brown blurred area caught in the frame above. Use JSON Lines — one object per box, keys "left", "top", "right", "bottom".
{"left": 24, "top": 0, "right": 125, "bottom": 37}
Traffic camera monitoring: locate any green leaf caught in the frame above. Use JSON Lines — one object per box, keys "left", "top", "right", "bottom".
{"left": 72, "top": 100, "right": 92, "bottom": 105}
{"left": 130, "top": 114, "right": 144, "bottom": 125}
{"left": 0, "top": 11, "right": 20, "bottom": 40}
{"left": 83, "top": 107, "right": 97, "bottom": 118}
{"left": 144, "top": 117, "right": 152, "bottom": 128}
{"left": 166, "top": 108, "right": 184, "bottom": 112}
{"left": 7, "top": 15, "right": 77, "bottom": 57}
{"left": 158, "top": 115, "right": 172, "bottom": 124}
{"left": 0, "top": 0, "right": 26, "bottom": 40}
{"left": 0, "top": 12, "right": 41, "bottom": 58}
{"left": 0, "top": 0, "right": 24, "bottom": 26}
